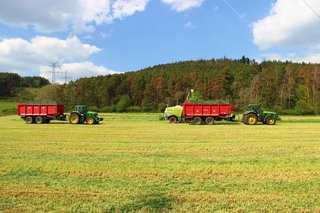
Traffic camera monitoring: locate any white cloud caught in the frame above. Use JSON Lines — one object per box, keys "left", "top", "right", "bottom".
{"left": 185, "top": 21, "right": 196, "bottom": 29}
{"left": 262, "top": 52, "right": 320, "bottom": 64}
{"left": 0, "top": 0, "right": 149, "bottom": 33}
{"left": 0, "top": 0, "right": 204, "bottom": 33}
{"left": 253, "top": 0, "right": 320, "bottom": 50}
{"left": 101, "top": 30, "right": 114, "bottom": 39}
{"left": 112, "top": 0, "right": 149, "bottom": 19}
{"left": 161, "top": 0, "right": 204, "bottom": 12}
{"left": 40, "top": 62, "right": 118, "bottom": 83}
{"left": 0, "top": 36, "right": 117, "bottom": 82}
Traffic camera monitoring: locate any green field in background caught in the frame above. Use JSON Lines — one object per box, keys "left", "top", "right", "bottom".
{"left": 1, "top": 114, "right": 320, "bottom": 212}
{"left": 0, "top": 101, "right": 16, "bottom": 116}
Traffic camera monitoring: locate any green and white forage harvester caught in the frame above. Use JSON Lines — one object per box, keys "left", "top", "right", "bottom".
{"left": 164, "top": 90, "right": 235, "bottom": 125}
{"left": 17, "top": 102, "right": 103, "bottom": 125}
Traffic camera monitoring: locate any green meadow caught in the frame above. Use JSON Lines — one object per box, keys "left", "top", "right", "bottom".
{"left": 0, "top": 101, "right": 16, "bottom": 116}
{"left": 1, "top": 114, "right": 320, "bottom": 212}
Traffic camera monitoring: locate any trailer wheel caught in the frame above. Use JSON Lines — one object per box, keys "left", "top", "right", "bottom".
{"left": 244, "top": 113, "right": 257, "bottom": 125}
{"left": 266, "top": 116, "right": 276, "bottom": 125}
{"left": 25, "top": 116, "right": 33, "bottom": 124}
{"left": 86, "top": 116, "right": 95, "bottom": 125}
{"left": 69, "top": 113, "right": 80, "bottom": 124}
{"left": 169, "top": 116, "right": 178, "bottom": 124}
{"left": 193, "top": 117, "right": 202, "bottom": 125}
{"left": 35, "top": 116, "right": 43, "bottom": 124}
{"left": 205, "top": 117, "right": 214, "bottom": 125}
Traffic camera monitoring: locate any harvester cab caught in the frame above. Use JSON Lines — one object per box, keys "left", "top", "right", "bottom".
{"left": 163, "top": 89, "right": 194, "bottom": 123}
{"left": 69, "top": 105, "right": 103, "bottom": 125}
{"left": 242, "top": 104, "right": 279, "bottom": 125}
{"left": 164, "top": 105, "right": 183, "bottom": 123}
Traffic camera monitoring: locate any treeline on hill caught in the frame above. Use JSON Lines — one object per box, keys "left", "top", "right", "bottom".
{"left": 35, "top": 57, "right": 320, "bottom": 115}
{"left": 0, "top": 72, "right": 50, "bottom": 98}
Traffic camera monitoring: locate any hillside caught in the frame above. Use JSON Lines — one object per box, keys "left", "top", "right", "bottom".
{"left": 39, "top": 57, "right": 320, "bottom": 114}
{"left": 0, "top": 73, "right": 49, "bottom": 116}
{"left": 2, "top": 57, "right": 320, "bottom": 114}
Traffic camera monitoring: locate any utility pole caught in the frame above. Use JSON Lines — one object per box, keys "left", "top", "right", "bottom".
{"left": 62, "top": 70, "right": 70, "bottom": 84}
{"left": 48, "top": 62, "right": 61, "bottom": 83}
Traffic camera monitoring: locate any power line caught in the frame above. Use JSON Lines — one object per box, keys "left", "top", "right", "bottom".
{"left": 47, "top": 62, "right": 61, "bottom": 83}
{"left": 222, "top": 0, "right": 246, "bottom": 23}
{"left": 301, "top": 0, "right": 320, "bottom": 19}
{"left": 62, "top": 70, "right": 71, "bottom": 84}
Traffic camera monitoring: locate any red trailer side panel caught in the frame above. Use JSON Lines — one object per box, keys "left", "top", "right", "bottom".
{"left": 17, "top": 103, "right": 65, "bottom": 116}
{"left": 40, "top": 105, "right": 47, "bottom": 115}
{"left": 33, "top": 105, "right": 40, "bottom": 114}
{"left": 48, "top": 105, "right": 57, "bottom": 115}
{"left": 183, "top": 102, "right": 234, "bottom": 117}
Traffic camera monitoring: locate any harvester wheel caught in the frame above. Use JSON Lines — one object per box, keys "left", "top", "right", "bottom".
{"left": 25, "top": 116, "right": 33, "bottom": 124}
{"left": 86, "top": 116, "right": 95, "bottom": 125}
{"left": 193, "top": 117, "right": 202, "bottom": 125}
{"left": 35, "top": 116, "right": 43, "bottom": 124}
{"left": 205, "top": 117, "right": 214, "bottom": 125}
{"left": 169, "top": 116, "right": 178, "bottom": 124}
{"left": 266, "top": 116, "right": 276, "bottom": 125}
{"left": 69, "top": 113, "right": 80, "bottom": 124}
{"left": 244, "top": 114, "right": 257, "bottom": 125}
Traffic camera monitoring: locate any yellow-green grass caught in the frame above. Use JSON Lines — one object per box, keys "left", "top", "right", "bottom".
{"left": 1, "top": 114, "right": 320, "bottom": 212}
{"left": 0, "top": 101, "right": 17, "bottom": 116}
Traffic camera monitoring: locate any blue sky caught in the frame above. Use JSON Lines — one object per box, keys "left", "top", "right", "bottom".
{"left": 0, "top": 0, "right": 319, "bottom": 83}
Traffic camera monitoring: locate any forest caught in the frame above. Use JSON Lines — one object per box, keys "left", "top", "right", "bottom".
{"left": 0, "top": 73, "right": 49, "bottom": 97}
{"left": 2, "top": 57, "right": 320, "bottom": 114}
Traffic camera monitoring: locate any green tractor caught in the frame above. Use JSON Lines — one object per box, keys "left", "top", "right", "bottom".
{"left": 69, "top": 105, "right": 103, "bottom": 125}
{"left": 242, "top": 104, "right": 280, "bottom": 125}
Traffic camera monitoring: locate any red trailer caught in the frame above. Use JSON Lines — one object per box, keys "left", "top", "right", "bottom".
{"left": 182, "top": 102, "right": 235, "bottom": 125}
{"left": 17, "top": 102, "right": 66, "bottom": 124}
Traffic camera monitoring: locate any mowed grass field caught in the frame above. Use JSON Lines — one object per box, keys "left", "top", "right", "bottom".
{"left": 1, "top": 114, "right": 320, "bottom": 212}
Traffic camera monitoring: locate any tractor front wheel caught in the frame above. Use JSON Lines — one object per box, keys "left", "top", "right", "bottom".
{"left": 86, "top": 116, "right": 95, "bottom": 125}
{"left": 69, "top": 113, "right": 80, "bottom": 124}
{"left": 244, "top": 114, "right": 257, "bottom": 125}
{"left": 193, "top": 117, "right": 202, "bottom": 125}
{"left": 266, "top": 116, "right": 276, "bottom": 125}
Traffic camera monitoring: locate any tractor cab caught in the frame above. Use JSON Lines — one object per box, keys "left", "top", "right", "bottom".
{"left": 74, "top": 105, "right": 87, "bottom": 115}
{"left": 247, "top": 104, "right": 263, "bottom": 115}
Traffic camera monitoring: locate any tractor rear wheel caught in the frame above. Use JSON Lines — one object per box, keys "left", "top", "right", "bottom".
{"left": 86, "top": 116, "right": 95, "bottom": 125}
{"left": 193, "top": 117, "right": 202, "bottom": 125}
{"left": 244, "top": 114, "right": 257, "bottom": 125}
{"left": 266, "top": 116, "right": 276, "bottom": 125}
{"left": 25, "top": 116, "right": 33, "bottom": 124}
{"left": 35, "top": 116, "right": 43, "bottom": 124}
{"left": 205, "top": 117, "right": 214, "bottom": 125}
{"left": 69, "top": 113, "right": 80, "bottom": 124}
{"left": 169, "top": 116, "right": 178, "bottom": 124}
